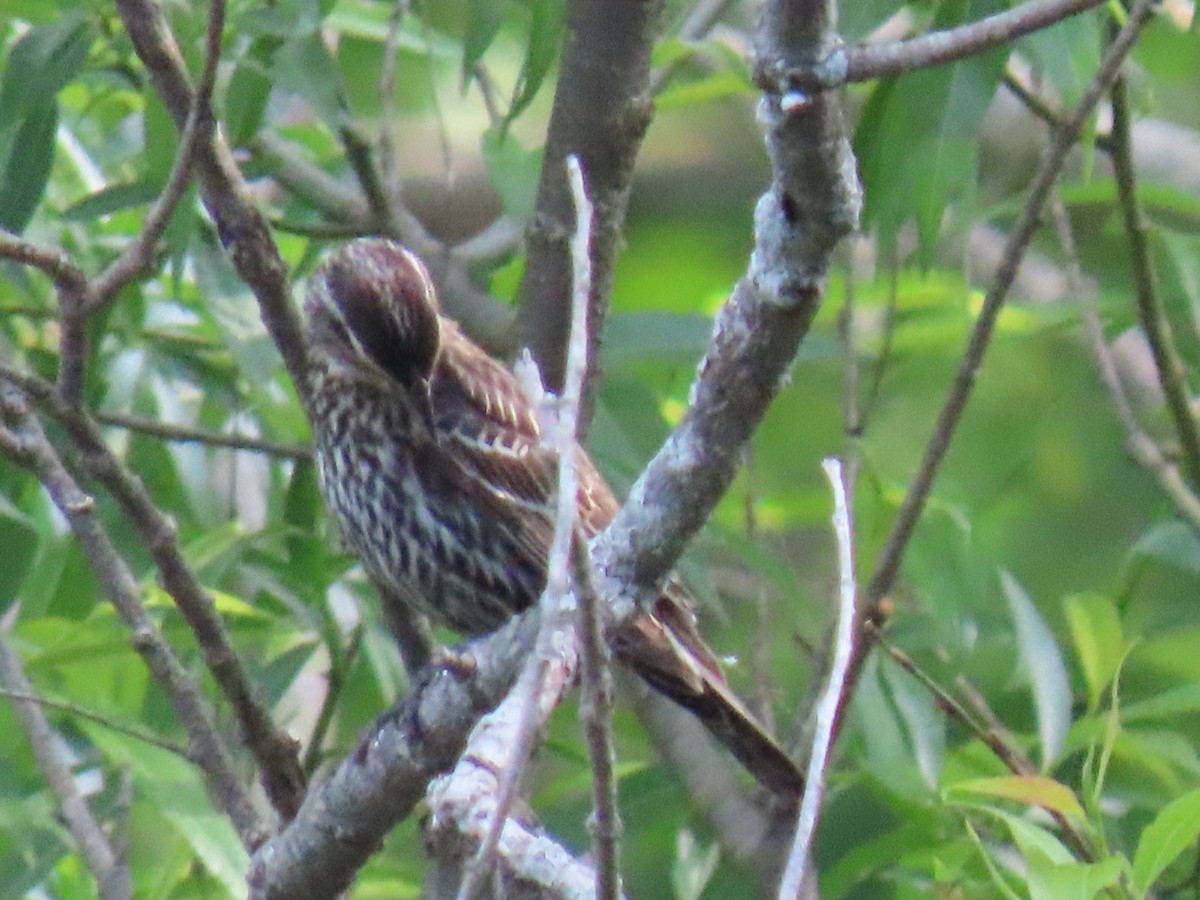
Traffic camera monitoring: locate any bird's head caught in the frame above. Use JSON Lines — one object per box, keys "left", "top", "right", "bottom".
{"left": 305, "top": 239, "right": 442, "bottom": 388}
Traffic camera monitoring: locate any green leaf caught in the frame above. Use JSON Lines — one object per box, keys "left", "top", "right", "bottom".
{"left": 853, "top": 0, "right": 1007, "bottom": 258}
{"left": 0, "top": 100, "right": 57, "bottom": 233}
{"left": 1024, "top": 848, "right": 1126, "bottom": 900}
{"left": 1002, "top": 570, "right": 1072, "bottom": 769}
{"left": 0, "top": 14, "right": 90, "bottom": 166}
{"left": 1063, "top": 593, "right": 1123, "bottom": 708}
{"left": 950, "top": 775, "right": 1085, "bottom": 820}
{"left": 671, "top": 829, "right": 720, "bottom": 900}
{"left": 224, "top": 39, "right": 277, "bottom": 146}
{"left": 657, "top": 69, "right": 751, "bottom": 110}
{"left": 1131, "top": 520, "right": 1200, "bottom": 573}
{"left": 85, "top": 730, "right": 247, "bottom": 897}
{"left": 1132, "top": 789, "right": 1200, "bottom": 897}
{"left": 1123, "top": 682, "right": 1200, "bottom": 723}
{"left": 882, "top": 657, "right": 945, "bottom": 788}
{"left": 0, "top": 494, "right": 37, "bottom": 603}
{"left": 462, "top": 0, "right": 506, "bottom": 86}
{"left": 482, "top": 127, "right": 542, "bottom": 222}
{"left": 62, "top": 179, "right": 162, "bottom": 221}
{"left": 503, "top": 0, "right": 565, "bottom": 127}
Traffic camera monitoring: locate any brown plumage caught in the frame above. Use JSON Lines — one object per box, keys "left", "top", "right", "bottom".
{"left": 304, "top": 238, "right": 803, "bottom": 797}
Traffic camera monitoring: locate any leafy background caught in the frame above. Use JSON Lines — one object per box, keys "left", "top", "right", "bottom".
{"left": 2, "top": 0, "right": 1200, "bottom": 897}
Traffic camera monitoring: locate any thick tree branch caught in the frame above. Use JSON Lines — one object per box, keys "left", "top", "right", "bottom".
{"left": 246, "top": 613, "right": 540, "bottom": 899}
{"left": 516, "top": 0, "right": 666, "bottom": 421}
{"left": 592, "top": 0, "right": 860, "bottom": 615}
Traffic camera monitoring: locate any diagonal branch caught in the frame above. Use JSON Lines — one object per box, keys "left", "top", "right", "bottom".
{"left": 0, "top": 367, "right": 306, "bottom": 821}
{"left": 592, "top": 0, "right": 860, "bottom": 617}
{"left": 0, "top": 386, "right": 265, "bottom": 848}
{"left": 114, "top": 0, "right": 309, "bottom": 408}
{"left": 851, "top": 0, "right": 1157, "bottom": 725}
{"left": 1109, "top": 62, "right": 1200, "bottom": 492}
{"left": 783, "top": 0, "right": 1109, "bottom": 89}
{"left": 246, "top": 613, "right": 541, "bottom": 899}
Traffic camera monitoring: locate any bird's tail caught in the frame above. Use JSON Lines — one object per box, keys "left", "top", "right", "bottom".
{"left": 613, "top": 591, "right": 805, "bottom": 800}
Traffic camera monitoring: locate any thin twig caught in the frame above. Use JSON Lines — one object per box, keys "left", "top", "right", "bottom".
{"left": 0, "top": 619, "right": 130, "bottom": 900}
{"left": 1109, "top": 61, "right": 1200, "bottom": 491}
{"left": 743, "top": 445, "right": 778, "bottom": 734}
{"left": 566, "top": 155, "right": 621, "bottom": 900}
{"left": 787, "top": 0, "right": 1109, "bottom": 89}
{"left": 1051, "top": 191, "right": 1200, "bottom": 526}
{"left": 859, "top": 247, "right": 899, "bottom": 431}
{"left": 96, "top": 410, "right": 311, "bottom": 459}
{"left": 777, "top": 458, "right": 857, "bottom": 900}
{"left": 115, "top": 0, "right": 310, "bottom": 408}
{"left": 1001, "top": 71, "right": 1115, "bottom": 154}
{"left": 87, "top": 0, "right": 225, "bottom": 312}
{"left": 0, "top": 688, "right": 192, "bottom": 759}
{"left": 450, "top": 158, "right": 597, "bottom": 900}
{"left": 58, "top": 0, "right": 225, "bottom": 406}
{"left": 377, "top": 0, "right": 410, "bottom": 220}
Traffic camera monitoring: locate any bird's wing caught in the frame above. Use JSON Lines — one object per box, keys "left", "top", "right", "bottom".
{"left": 433, "top": 321, "right": 619, "bottom": 536}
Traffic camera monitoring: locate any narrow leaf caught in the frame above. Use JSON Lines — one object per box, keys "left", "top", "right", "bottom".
{"left": 951, "top": 775, "right": 1085, "bottom": 820}
{"left": 1132, "top": 788, "right": 1200, "bottom": 896}
{"left": 1002, "top": 571, "right": 1072, "bottom": 768}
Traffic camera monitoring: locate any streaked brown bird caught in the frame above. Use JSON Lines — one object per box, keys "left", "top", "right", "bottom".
{"left": 304, "top": 238, "right": 803, "bottom": 797}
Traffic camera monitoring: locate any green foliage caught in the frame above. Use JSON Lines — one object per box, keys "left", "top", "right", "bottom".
{"left": 2, "top": 0, "right": 1200, "bottom": 898}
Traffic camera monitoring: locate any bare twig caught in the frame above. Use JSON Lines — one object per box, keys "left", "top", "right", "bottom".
{"left": 0, "top": 688, "right": 191, "bottom": 758}
{"left": 743, "top": 446, "right": 778, "bottom": 734}
{"left": 1001, "top": 71, "right": 1115, "bottom": 154}
{"left": 95, "top": 410, "right": 311, "bottom": 459}
{"left": 1109, "top": 62, "right": 1200, "bottom": 491}
{"left": 784, "top": 0, "right": 1109, "bottom": 89}
{"left": 448, "top": 158, "right": 599, "bottom": 900}
{"left": 566, "top": 156, "right": 621, "bottom": 900}
{"left": 0, "top": 618, "right": 130, "bottom": 900}
{"left": 777, "top": 459, "right": 856, "bottom": 900}
{"left": 0, "top": 386, "right": 264, "bottom": 847}
{"left": 87, "top": 0, "right": 225, "bottom": 311}
{"left": 377, "top": 0, "right": 410, "bottom": 220}
{"left": 115, "top": 0, "right": 309, "bottom": 408}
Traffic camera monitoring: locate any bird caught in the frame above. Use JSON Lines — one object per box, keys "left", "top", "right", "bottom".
{"left": 303, "top": 237, "right": 803, "bottom": 798}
